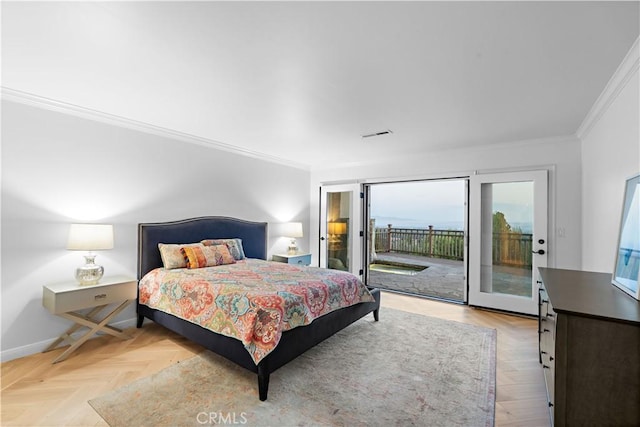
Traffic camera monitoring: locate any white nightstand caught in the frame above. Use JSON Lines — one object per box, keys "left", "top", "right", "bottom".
{"left": 272, "top": 253, "right": 312, "bottom": 266}
{"left": 42, "top": 276, "right": 137, "bottom": 363}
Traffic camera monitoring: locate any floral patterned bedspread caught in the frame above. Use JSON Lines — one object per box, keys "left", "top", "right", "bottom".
{"left": 139, "top": 259, "right": 375, "bottom": 364}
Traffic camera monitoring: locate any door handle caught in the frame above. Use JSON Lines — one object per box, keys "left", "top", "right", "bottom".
{"left": 533, "top": 249, "right": 545, "bottom": 255}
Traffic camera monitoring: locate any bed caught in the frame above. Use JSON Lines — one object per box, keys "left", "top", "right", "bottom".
{"left": 136, "top": 216, "right": 381, "bottom": 401}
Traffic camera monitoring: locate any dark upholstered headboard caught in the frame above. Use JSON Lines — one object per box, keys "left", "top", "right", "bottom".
{"left": 137, "top": 216, "right": 268, "bottom": 280}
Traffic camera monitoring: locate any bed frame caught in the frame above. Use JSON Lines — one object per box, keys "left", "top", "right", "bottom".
{"left": 137, "top": 216, "right": 380, "bottom": 400}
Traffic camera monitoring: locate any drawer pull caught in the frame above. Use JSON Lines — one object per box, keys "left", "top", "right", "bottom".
{"left": 543, "top": 365, "right": 550, "bottom": 369}
{"left": 541, "top": 351, "right": 547, "bottom": 354}
{"left": 94, "top": 294, "right": 107, "bottom": 300}
{"left": 543, "top": 328, "right": 551, "bottom": 333}
{"left": 549, "top": 356, "right": 554, "bottom": 361}
{"left": 548, "top": 402, "right": 554, "bottom": 408}
{"left": 541, "top": 299, "right": 549, "bottom": 304}
{"left": 547, "top": 313, "right": 555, "bottom": 318}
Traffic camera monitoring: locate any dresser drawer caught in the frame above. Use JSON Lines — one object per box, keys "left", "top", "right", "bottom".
{"left": 542, "top": 348, "right": 555, "bottom": 414}
{"left": 539, "top": 282, "right": 557, "bottom": 423}
{"left": 272, "top": 253, "right": 312, "bottom": 266}
{"left": 540, "top": 306, "right": 556, "bottom": 351}
{"left": 43, "top": 278, "right": 137, "bottom": 314}
{"left": 539, "top": 285, "right": 555, "bottom": 354}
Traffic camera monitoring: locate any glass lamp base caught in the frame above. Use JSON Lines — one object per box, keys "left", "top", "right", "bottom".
{"left": 75, "top": 254, "right": 104, "bottom": 285}
{"left": 287, "top": 240, "right": 299, "bottom": 255}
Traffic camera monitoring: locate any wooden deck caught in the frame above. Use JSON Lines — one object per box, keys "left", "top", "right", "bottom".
{"left": 370, "top": 253, "right": 465, "bottom": 301}
{"left": 369, "top": 252, "right": 532, "bottom": 301}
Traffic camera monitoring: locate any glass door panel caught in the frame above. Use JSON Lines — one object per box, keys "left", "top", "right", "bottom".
{"left": 326, "top": 191, "right": 352, "bottom": 271}
{"left": 320, "top": 184, "right": 362, "bottom": 276}
{"left": 480, "top": 181, "right": 534, "bottom": 297}
{"left": 470, "top": 170, "right": 547, "bottom": 315}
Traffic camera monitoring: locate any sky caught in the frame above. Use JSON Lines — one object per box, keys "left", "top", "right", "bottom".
{"left": 370, "top": 180, "right": 465, "bottom": 229}
{"left": 491, "top": 181, "right": 534, "bottom": 226}
{"left": 370, "top": 179, "right": 534, "bottom": 231}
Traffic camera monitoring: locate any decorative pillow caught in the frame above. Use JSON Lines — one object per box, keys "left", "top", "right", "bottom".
{"left": 201, "top": 238, "right": 246, "bottom": 260}
{"left": 180, "top": 244, "right": 236, "bottom": 269}
{"left": 158, "top": 243, "right": 203, "bottom": 269}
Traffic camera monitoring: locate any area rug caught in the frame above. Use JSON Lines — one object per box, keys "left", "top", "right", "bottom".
{"left": 89, "top": 308, "right": 496, "bottom": 426}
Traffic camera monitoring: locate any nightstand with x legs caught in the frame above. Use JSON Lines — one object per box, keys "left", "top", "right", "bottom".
{"left": 42, "top": 276, "right": 137, "bottom": 363}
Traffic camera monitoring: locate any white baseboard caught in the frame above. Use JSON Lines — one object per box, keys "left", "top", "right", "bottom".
{"left": 0, "top": 317, "right": 138, "bottom": 363}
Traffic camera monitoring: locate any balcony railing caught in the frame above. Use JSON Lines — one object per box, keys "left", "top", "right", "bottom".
{"left": 373, "top": 225, "right": 533, "bottom": 267}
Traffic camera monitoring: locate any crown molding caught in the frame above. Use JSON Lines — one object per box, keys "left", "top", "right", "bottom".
{"left": 312, "top": 134, "right": 579, "bottom": 172}
{"left": 576, "top": 36, "right": 640, "bottom": 140}
{"left": 1, "top": 87, "right": 311, "bottom": 171}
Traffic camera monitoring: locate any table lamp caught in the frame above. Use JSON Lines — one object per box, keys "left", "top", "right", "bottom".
{"left": 67, "top": 223, "right": 114, "bottom": 285}
{"left": 281, "top": 222, "right": 303, "bottom": 255}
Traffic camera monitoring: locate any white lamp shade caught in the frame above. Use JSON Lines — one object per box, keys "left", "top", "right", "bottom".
{"left": 328, "top": 222, "right": 347, "bottom": 235}
{"left": 280, "top": 222, "right": 304, "bottom": 238}
{"left": 67, "top": 224, "right": 114, "bottom": 251}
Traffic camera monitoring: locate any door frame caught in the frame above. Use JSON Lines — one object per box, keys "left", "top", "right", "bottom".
{"left": 319, "top": 183, "right": 363, "bottom": 276}
{"left": 468, "top": 169, "right": 549, "bottom": 315}
{"left": 361, "top": 178, "right": 469, "bottom": 303}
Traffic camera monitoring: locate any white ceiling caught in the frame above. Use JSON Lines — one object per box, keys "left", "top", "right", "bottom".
{"left": 2, "top": 1, "right": 639, "bottom": 170}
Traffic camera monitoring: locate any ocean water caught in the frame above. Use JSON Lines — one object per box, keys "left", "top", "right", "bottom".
{"left": 371, "top": 216, "right": 533, "bottom": 233}
{"left": 371, "top": 216, "right": 464, "bottom": 231}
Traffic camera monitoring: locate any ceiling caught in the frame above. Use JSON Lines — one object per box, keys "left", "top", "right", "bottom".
{"left": 2, "top": 2, "right": 639, "bottom": 170}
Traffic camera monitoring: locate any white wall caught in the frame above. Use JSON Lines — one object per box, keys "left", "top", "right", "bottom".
{"left": 310, "top": 136, "right": 583, "bottom": 271}
{"left": 580, "top": 40, "right": 639, "bottom": 273}
{"left": 310, "top": 38, "right": 639, "bottom": 280}
{"left": 1, "top": 100, "right": 310, "bottom": 361}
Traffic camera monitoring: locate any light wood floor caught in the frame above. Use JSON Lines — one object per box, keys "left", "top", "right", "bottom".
{"left": 1, "top": 291, "right": 550, "bottom": 426}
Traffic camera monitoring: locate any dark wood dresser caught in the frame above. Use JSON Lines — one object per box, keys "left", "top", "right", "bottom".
{"left": 538, "top": 267, "right": 640, "bottom": 427}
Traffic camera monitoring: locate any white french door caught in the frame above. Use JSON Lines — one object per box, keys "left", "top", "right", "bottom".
{"left": 319, "top": 184, "right": 363, "bottom": 276}
{"left": 469, "top": 170, "right": 548, "bottom": 315}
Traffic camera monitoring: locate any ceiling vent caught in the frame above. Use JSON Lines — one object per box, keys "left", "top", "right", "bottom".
{"left": 361, "top": 129, "right": 393, "bottom": 139}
